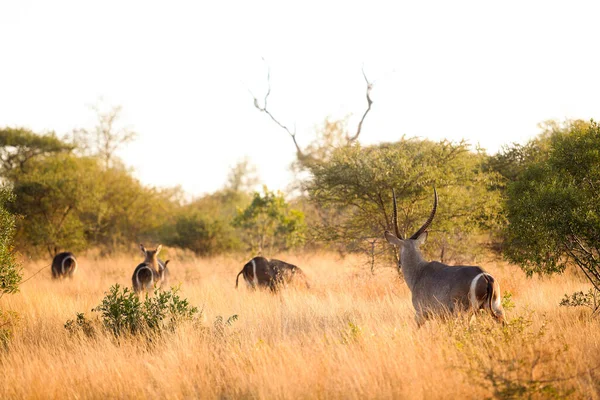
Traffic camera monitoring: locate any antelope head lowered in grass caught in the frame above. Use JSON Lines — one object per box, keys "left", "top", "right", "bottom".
{"left": 235, "top": 256, "right": 310, "bottom": 292}
{"left": 384, "top": 188, "right": 505, "bottom": 326}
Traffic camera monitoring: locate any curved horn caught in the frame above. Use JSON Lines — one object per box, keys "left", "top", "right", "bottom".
{"left": 409, "top": 187, "right": 438, "bottom": 240}
{"left": 392, "top": 188, "right": 403, "bottom": 240}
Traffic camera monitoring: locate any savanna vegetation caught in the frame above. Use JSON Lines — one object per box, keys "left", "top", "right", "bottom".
{"left": 0, "top": 102, "right": 599, "bottom": 399}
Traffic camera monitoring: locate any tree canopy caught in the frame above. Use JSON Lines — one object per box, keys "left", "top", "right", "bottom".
{"left": 504, "top": 120, "right": 600, "bottom": 293}
{"left": 305, "top": 138, "right": 503, "bottom": 263}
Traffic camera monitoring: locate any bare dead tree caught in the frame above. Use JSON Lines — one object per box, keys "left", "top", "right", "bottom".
{"left": 250, "top": 62, "right": 375, "bottom": 165}
{"left": 346, "top": 68, "right": 374, "bottom": 143}
{"left": 72, "top": 102, "right": 137, "bottom": 169}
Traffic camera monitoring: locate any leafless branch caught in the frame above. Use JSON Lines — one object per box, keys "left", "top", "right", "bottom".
{"left": 347, "top": 68, "right": 374, "bottom": 143}
{"left": 250, "top": 62, "right": 375, "bottom": 163}
{"left": 250, "top": 63, "right": 305, "bottom": 159}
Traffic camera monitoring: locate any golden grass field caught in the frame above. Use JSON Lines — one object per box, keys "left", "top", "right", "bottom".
{"left": 1, "top": 249, "right": 599, "bottom": 399}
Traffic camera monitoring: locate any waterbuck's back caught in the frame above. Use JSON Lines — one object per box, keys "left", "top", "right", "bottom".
{"left": 237, "top": 256, "right": 308, "bottom": 291}
{"left": 412, "top": 262, "right": 487, "bottom": 314}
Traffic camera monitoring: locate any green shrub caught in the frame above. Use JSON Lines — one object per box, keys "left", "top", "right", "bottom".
{"left": 64, "top": 312, "right": 96, "bottom": 338}
{"left": 91, "top": 284, "right": 199, "bottom": 337}
{"left": 0, "top": 310, "right": 19, "bottom": 350}
{"left": 560, "top": 288, "right": 599, "bottom": 315}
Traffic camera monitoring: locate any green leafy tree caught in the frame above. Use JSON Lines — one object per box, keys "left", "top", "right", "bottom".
{"left": 7, "top": 152, "right": 178, "bottom": 256}
{"left": 79, "top": 165, "right": 179, "bottom": 252}
{"left": 233, "top": 186, "right": 306, "bottom": 254}
{"left": 0, "top": 127, "right": 73, "bottom": 174}
{"left": 0, "top": 125, "right": 179, "bottom": 256}
{"left": 166, "top": 212, "right": 238, "bottom": 256}
{"left": 0, "top": 186, "right": 21, "bottom": 347}
{"left": 485, "top": 119, "right": 588, "bottom": 185}
{"left": 9, "top": 154, "right": 98, "bottom": 256}
{"left": 305, "top": 138, "right": 503, "bottom": 264}
{"left": 504, "top": 120, "right": 600, "bottom": 297}
{"left": 0, "top": 187, "right": 20, "bottom": 298}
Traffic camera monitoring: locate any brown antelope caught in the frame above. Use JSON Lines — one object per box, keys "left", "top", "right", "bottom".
{"left": 384, "top": 188, "right": 505, "bottom": 326}
{"left": 132, "top": 244, "right": 170, "bottom": 293}
{"left": 235, "top": 256, "right": 309, "bottom": 291}
{"left": 51, "top": 252, "right": 78, "bottom": 279}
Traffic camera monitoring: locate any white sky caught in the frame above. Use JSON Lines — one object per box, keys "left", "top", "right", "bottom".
{"left": 1, "top": 1, "right": 599, "bottom": 197}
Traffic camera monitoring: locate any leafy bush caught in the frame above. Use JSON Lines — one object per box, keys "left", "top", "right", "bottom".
{"left": 233, "top": 186, "right": 306, "bottom": 254}
{"left": 560, "top": 288, "right": 599, "bottom": 315}
{"left": 91, "top": 284, "right": 199, "bottom": 337}
{"left": 64, "top": 312, "right": 96, "bottom": 338}
{"left": 0, "top": 187, "right": 20, "bottom": 298}
{"left": 501, "top": 291, "right": 516, "bottom": 313}
{"left": 449, "top": 311, "right": 575, "bottom": 399}
{"left": 0, "top": 187, "right": 21, "bottom": 349}
{"left": 0, "top": 310, "right": 19, "bottom": 350}
{"left": 166, "top": 212, "right": 238, "bottom": 256}
{"left": 504, "top": 120, "right": 600, "bottom": 295}
{"left": 212, "top": 314, "right": 239, "bottom": 339}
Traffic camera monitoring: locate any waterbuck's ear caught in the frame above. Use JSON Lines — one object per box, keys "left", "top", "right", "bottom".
{"left": 164, "top": 260, "right": 170, "bottom": 267}
{"left": 384, "top": 231, "right": 403, "bottom": 247}
{"left": 156, "top": 244, "right": 163, "bottom": 254}
{"left": 139, "top": 243, "right": 146, "bottom": 255}
{"left": 415, "top": 231, "right": 428, "bottom": 245}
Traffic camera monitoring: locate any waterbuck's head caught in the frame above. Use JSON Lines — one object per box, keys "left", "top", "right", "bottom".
{"left": 384, "top": 188, "right": 438, "bottom": 268}
{"left": 140, "top": 243, "right": 162, "bottom": 266}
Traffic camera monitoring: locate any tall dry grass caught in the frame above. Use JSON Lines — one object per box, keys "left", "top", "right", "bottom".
{"left": 1, "top": 250, "right": 599, "bottom": 399}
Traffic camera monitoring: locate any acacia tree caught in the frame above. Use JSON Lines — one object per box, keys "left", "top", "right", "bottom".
{"left": 9, "top": 154, "right": 98, "bottom": 256}
{"left": 504, "top": 120, "right": 600, "bottom": 312}
{"left": 306, "top": 138, "right": 503, "bottom": 266}
{"left": 233, "top": 186, "right": 305, "bottom": 254}
{"left": 0, "top": 127, "right": 73, "bottom": 174}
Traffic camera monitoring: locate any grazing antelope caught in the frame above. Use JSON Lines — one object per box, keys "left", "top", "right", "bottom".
{"left": 51, "top": 252, "right": 78, "bottom": 279}
{"left": 132, "top": 244, "right": 170, "bottom": 293}
{"left": 235, "top": 256, "right": 309, "bottom": 291}
{"left": 384, "top": 188, "right": 505, "bottom": 326}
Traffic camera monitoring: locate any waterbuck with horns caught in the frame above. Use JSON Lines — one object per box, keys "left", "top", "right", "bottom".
{"left": 132, "top": 244, "right": 170, "bottom": 293}
{"left": 51, "top": 252, "right": 78, "bottom": 279}
{"left": 384, "top": 188, "right": 505, "bottom": 326}
{"left": 235, "top": 256, "right": 309, "bottom": 291}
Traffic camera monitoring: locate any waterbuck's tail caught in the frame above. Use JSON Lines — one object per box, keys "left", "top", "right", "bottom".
{"left": 235, "top": 269, "right": 244, "bottom": 289}
{"left": 484, "top": 274, "right": 505, "bottom": 323}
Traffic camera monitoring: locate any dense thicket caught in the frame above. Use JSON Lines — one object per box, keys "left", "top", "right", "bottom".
{"left": 0, "top": 127, "right": 304, "bottom": 257}
{"left": 502, "top": 120, "right": 600, "bottom": 294}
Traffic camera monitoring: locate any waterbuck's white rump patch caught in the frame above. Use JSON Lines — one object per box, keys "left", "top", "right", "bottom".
{"left": 135, "top": 265, "right": 154, "bottom": 289}
{"left": 469, "top": 273, "right": 484, "bottom": 308}
{"left": 61, "top": 255, "right": 77, "bottom": 275}
{"left": 251, "top": 258, "right": 259, "bottom": 287}
{"left": 490, "top": 275, "right": 503, "bottom": 313}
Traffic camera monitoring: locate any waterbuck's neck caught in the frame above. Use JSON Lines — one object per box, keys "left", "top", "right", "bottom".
{"left": 144, "top": 255, "right": 160, "bottom": 270}
{"left": 400, "top": 241, "right": 427, "bottom": 290}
